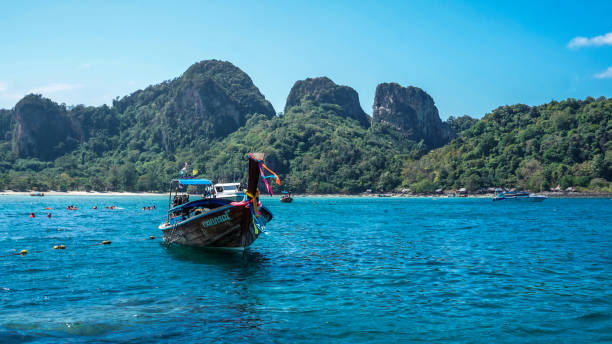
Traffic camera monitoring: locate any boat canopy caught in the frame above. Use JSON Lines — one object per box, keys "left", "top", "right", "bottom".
{"left": 216, "top": 183, "right": 241, "bottom": 187}
{"left": 174, "top": 179, "right": 212, "bottom": 185}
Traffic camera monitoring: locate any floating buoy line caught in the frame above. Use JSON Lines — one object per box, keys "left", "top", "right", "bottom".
{"left": 0, "top": 237, "right": 160, "bottom": 258}
{"left": 4, "top": 204, "right": 164, "bottom": 258}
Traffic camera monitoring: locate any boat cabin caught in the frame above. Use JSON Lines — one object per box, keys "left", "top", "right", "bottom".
{"left": 165, "top": 179, "right": 224, "bottom": 225}
{"left": 214, "top": 183, "right": 242, "bottom": 194}
{"left": 212, "top": 182, "right": 246, "bottom": 201}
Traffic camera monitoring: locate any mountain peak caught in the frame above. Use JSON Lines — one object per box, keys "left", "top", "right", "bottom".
{"left": 373, "top": 82, "right": 454, "bottom": 148}
{"left": 181, "top": 60, "right": 276, "bottom": 119}
{"left": 284, "top": 77, "right": 370, "bottom": 127}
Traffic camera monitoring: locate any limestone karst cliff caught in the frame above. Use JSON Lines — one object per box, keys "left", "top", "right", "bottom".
{"left": 285, "top": 77, "right": 370, "bottom": 127}
{"left": 373, "top": 83, "right": 454, "bottom": 148}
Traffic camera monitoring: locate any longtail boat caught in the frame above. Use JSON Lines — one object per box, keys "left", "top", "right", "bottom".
{"left": 158, "top": 153, "right": 277, "bottom": 248}
{"left": 280, "top": 191, "right": 293, "bottom": 203}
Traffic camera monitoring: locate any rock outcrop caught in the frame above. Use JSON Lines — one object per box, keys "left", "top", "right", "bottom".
{"left": 13, "top": 94, "right": 79, "bottom": 161}
{"left": 113, "top": 60, "right": 276, "bottom": 149}
{"left": 181, "top": 60, "right": 276, "bottom": 122}
{"left": 0, "top": 109, "right": 15, "bottom": 141}
{"left": 373, "top": 83, "right": 454, "bottom": 148}
{"left": 10, "top": 60, "right": 277, "bottom": 158}
{"left": 285, "top": 77, "right": 370, "bottom": 127}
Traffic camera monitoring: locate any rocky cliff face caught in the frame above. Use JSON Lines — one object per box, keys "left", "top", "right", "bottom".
{"left": 181, "top": 60, "right": 276, "bottom": 121}
{"left": 13, "top": 95, "right": 80, "bottom": 161}
{"left": 9, "top": 60, "right": 277, "bottom": 159}
{"left": 114, "top": 60, "right": 276, "bottom": 150}
{"left": 285, "top": 77, "right": 370, "bottom": 127}
{"left": 0, "top": 109, "right": 14, "bottom": 141}
{"left": 373, "top": 83, "right": 454, "bottom": 148}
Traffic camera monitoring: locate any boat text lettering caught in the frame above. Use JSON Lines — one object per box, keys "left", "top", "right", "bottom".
{"left": 201, "top": 210, "right": 231, "bottom": 228}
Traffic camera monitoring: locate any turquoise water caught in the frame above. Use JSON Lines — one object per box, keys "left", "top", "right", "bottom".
{"left": 1, "top": 196, "right": 611, "bottom": 343}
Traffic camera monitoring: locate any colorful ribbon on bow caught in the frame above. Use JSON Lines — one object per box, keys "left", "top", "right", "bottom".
{"left": 249, "top": 203, "right": 266, "bottom": 235}
{"left": 257, "top": 161, "right": 281, "bottom": 196}
{"left": 262, "top": 164, "right": 281, "bottom": 186}
{"left": 244, "top": 190, "right": 261, "bottom": 216}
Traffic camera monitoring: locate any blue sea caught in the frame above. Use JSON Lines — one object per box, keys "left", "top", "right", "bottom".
{"left": 0, "top": 196, "right": 611, "bottom": 343}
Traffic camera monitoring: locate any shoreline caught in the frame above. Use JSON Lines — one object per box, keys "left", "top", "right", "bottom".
{"left": 289, "top": 192, "right": 612, "bottom": 199}
{"left": 0, "top": 191, "right": 166, "bottom": 197}
{"left": 2, "top": 191, "right": 611, "bottom": 199}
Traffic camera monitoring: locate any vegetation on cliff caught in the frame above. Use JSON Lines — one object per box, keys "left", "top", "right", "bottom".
{"left": 284, "top": 77, "right": 371, "bottom": 127}
{"left": 0, "top": 59, "right": 609, "bottom": 194}
{"left": 196, "top": 102, "right": 422, "bottom": 193}
{"left": 403, "top": 97, "right": 612, "bottom": 193}
{"left": 373, "top": 83, "right": 455, "bottom": 148}
{"left": 0, "top": 102, "right": 422, "bottom": 193}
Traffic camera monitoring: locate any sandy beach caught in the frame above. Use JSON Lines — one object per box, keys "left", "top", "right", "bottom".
{"left": 288, "top": 192, "right": 612, "bottom": 198}
{"left": 0, "top": 191, "right": 166, "bottom": 197}
{"left": 1, "top": 190, "right": 610, "bottom": 198}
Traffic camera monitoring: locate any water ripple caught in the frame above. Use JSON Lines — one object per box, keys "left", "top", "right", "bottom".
{"left": 0, "top": 196, "right": 611, "bottom": 342}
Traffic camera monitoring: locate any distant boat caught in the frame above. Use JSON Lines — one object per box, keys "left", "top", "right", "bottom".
{"left": 213, "top": 182, "right": 245, "bottom": 202}
{"left": 158, "top": 153, "right": 275, "bottom": 248}
{"left": 30, "top": 192, "right": 44, "bottom": 196}
{"left": 492, "top": 189, "right": 546, "bottom": 202}
{"left": 280, "top": 191, "right": 293, "bottom": 203}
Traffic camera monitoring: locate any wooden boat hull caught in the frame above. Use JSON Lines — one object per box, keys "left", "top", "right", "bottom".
{"left": 216, "top": 194, "right": 246, "bottom": 202}
{"left": 160, "top": 152, "right": 275, "bottom": 249}
{"left": 160, "top": 202, "right": 272, "bottom": 248}
{"left": 280, "top": 197, "right": 293, "bottom": 203}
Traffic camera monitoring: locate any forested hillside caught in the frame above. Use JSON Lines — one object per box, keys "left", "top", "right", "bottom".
{"left": 0, "top": 59, "right": 609, "bottom": 194}
{"left": 196, "top": 103, "right": 423, "bottom": 193}
{"left": 403, "top": 97, "right": 612, "bottom": 193}
{"left": 0, "top": 60, "right": 278, "bottom": 191}
{"left": 0, "top": 62, "right": 444, "bottom": 193}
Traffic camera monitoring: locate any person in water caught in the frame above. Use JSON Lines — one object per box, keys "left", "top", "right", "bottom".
{"left": 29, "top": 213, "right": 35, "bottom": 218}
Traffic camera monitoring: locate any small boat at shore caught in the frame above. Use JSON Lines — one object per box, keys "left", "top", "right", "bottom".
{"left": 158, "top": 153, "right": 276, "bottom": 249}
{"left": 280, "top": 191, "right": 293, "bottom": 203}
{"left": 30, "top": 192, "right": 44, "bottom": 196}
{"left": 493, "top": 190, "right": 547, "bottom": 202}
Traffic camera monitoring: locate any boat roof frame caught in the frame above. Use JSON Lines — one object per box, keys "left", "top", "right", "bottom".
{"left": 172, "top": 178, "right": 213, "bottom": 185}
{"left": 215, "top": 182, "right": 241, "bottom": 187}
